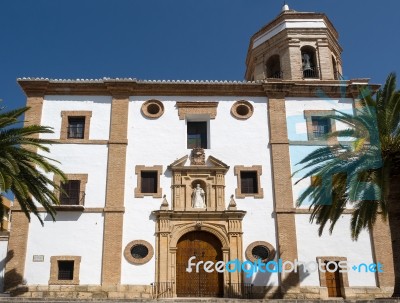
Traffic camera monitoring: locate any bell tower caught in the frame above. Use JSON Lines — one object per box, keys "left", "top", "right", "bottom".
{"left": 245, "top": 4, "right": 343, "bottom": 81}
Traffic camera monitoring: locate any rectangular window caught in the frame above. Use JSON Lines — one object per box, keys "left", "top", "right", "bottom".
{"left": 311, "top": 116, "right": 331, "bottom": 139}
{"left": 141, "top": 171, "right": 157, "bottom": 193}
{"left": 67, "top": 117, "right": 85, "bottom": 139}
{"left": 240, "top": 171, "right": 258, "bottom": 194}
{"left": 187, "top": 121, "right": 207, "bottom": 149}
{"left": 57, "top": 260, "right": 74, "bottom": 280}
{"left": 60, "top": 180, "right": 81, "bottom": 205}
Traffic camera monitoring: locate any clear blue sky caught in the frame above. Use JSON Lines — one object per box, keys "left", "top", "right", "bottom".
{"left": 1, "top": 0, "right": 399, "bottom": 111}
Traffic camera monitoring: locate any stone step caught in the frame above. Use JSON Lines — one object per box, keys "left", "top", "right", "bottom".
{"left": 0, "top": 299, "right": 398, "bottom": 303}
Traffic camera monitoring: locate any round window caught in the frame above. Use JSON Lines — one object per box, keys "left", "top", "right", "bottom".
{"left": 124, "top": 240, "right": 154, "bottom": 265}
{"left": 141, "top": 100, "right": 164, "bottom": 119}
{"left": 131, "top": 244, "right": 149, "bottom": 259}
{"left": 245, "top": 241, "right": 275, "bottom": 263}
{"left": 251, "top": 245, "right": 270, "bottom": 262}
{"left": 231, "top": 100, "right": 254, "bottom": 120}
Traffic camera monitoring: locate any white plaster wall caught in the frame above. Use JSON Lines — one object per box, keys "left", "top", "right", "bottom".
{"left": 295, "top": 214, "right": 376, "bottom": 287}
{"left": 121, "top": 96, "right": 278, "bottom": 286}
{"left": 0, "top": 240, "right": 8, "bottom": 292}
{"left": 24, "top": 212, "right": 104, "bottom": 285}
{"left": 38, "top": 144, "right": 108, "bottom": 208}
{"left": 41, "top": 96, "right": 112, "bottom": 140}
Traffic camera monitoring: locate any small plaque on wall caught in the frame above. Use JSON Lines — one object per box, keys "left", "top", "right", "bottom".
{"left": 32, "top": 255, "right": 44, "bottom": 262}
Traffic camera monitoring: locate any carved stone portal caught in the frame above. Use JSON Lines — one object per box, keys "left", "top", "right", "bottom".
{"left": 153, "top": 152, "right": 246, "bottom": 297}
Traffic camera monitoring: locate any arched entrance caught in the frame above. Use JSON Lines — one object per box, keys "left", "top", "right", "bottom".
{"left": 176, "top": 231, "right": 223, "bottom": 297}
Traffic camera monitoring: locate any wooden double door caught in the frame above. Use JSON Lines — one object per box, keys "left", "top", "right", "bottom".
{"left": 176, "top": 231, "right": 223, "bottom": 297}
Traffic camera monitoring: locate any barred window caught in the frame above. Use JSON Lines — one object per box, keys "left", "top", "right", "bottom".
{"left": 57, "top": 260, "right": 74, "bottom": 280}
{"left": 240, "top": 171, "right": 258, "bottom": 194}
{"left": 67, "top": 117, "right": 85, "bottom": 139}
{"left": 60, "top": 180, "right": 81, "bottom": 205}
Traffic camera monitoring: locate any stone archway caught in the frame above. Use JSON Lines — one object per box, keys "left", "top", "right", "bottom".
{"left": 176, "top": 231, "right": 223, "bottom": 297}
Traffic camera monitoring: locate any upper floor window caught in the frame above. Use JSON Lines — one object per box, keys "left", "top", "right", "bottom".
{"left": 312, "top": 116, "right": 331, "bottom": 139}
{"left": 67, "top": 117, "right": 85, "bottom": 139}
{"left": 304, "top": 110, "right": 336, "bottom": 141}
{"left": 240, "top": 171, "right": 258, "bottom": 194}
{"left": 60, "top": 180, "right": 82, "bottom": 205}
{"left": 234, "top": 165, "right": 264, "bottom": 199}
{"left": 187, "top": 121, "right": 208, "bottom": 149}
{"left": 54, "top": 174, "right": 88, "bottom": 209}
{"left": 141, "top": 171, "right": 158, "bottom": 194}
{"left": 301, "top": 46, "right": 319, "bottom": 78}
{"left": 61, "top": 111, "right": 92, "bottom": 141}
{"left": 135, "top": 165, "right": 163, "bottom": 198}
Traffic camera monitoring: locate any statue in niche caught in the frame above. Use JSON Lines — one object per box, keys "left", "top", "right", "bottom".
{"left": 192, "top": 184, "right": 206, "bottom": 208}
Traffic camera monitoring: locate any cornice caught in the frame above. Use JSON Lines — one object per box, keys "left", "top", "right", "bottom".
{"left": 17, "top": 78, "right": 380, "bottom": 99}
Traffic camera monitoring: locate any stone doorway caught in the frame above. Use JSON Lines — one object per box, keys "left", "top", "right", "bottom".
{"left": 176, "top": 231, "right": 223, "bottom": 297}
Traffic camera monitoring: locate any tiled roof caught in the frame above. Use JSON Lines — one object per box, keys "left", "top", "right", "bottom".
{"left": 17, "top": 77, "right": 261, "bottom": 85}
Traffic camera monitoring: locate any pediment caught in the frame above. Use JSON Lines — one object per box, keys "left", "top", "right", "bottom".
{"left": 168, "top": 151, "right": 229, "bottom": 172}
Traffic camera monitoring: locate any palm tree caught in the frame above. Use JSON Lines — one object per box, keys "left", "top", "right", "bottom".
{"left": 293, "top": 73, "right": 400, "bottom": 297}
{"left": 0, "top": 106, "right": 65, "bottom": 225}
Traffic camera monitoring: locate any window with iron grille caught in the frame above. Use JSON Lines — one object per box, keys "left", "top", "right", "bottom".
{"left": 240, "top": 171, "right": 258, "bottom": 194}
{"left": 60, "top": 180, "right": 81, "bottom": 205}
{"left": 187, "top": 121, "right": 207, "bottom": 149}
{"left": 67, "top": 117, "right": 85, "bottom": 139}
{"left": 311, "top": 116, "right": 331, "bottom": 139}
{"left": 141, "top": 171, "right": 157, "bottom": 193}
{"left": 57, "top": 260, "right": 74, "bottom": 280}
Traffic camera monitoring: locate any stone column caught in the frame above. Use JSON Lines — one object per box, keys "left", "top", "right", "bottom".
{"left": 101, "top": 94, "right": 129, "bottom": 285}
{"left": 281, "top": 39, "right": 302, "bottom": 80}
{"left": 317, "top": 39, "right": 334, "bottom": 80}
{"left": 267, "top": 94, "right": 300, "bottom": 297}
{"left": 4, "top": 92, "right": 45, "bottom": 291}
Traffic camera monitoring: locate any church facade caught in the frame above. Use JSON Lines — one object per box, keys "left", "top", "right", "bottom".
{"left": 4, "top": 5, "right": 394, "bottom": 300}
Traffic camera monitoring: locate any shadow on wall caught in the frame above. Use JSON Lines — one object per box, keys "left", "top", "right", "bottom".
{"left": 4, "top": 250, "right": 28, "bottom": 295}
{"left": 235, "top": 251, "right": 309, "bottom": 299}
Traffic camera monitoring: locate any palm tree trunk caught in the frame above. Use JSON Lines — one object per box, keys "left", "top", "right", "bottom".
{"left": 388, "top": 174, "right": 400, "bottom": 297}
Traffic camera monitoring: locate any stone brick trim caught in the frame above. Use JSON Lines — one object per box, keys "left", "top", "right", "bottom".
{"left": 141, "top": 99, "right": 164, "bottom": 119}
{"left": 245, "top": 241, "right": 276, "bottom": 263}
{"left": 124, "top": 240, "right": 154, "bottom": 265}
{"left": 134, "top": 165, "right": 163, "bottom": 198}
{"left": 234, "top": 165, "right": 263, "bottom": 199}
{"left": 4, "top": 95, "right": 44, "bottom": 291}
{"left": 49, "top": 256, "right": 81, "bottom": 285}
{"left": 231, "top": 100, "right": 254, "bottom": 120}
{"left": 176, "top": 101, "right": 218, "bottom": 120}
{"left": 60, "top": 111, "right": 92, "bottom": 141}
{"left": 304, "top": 110, "right": 337, "bottom": 141}
{"left": 101, "top": 97, "right": 129, "bottom": 285}
{"left": 268, "top": 97, "right": 300, "bottom": 293}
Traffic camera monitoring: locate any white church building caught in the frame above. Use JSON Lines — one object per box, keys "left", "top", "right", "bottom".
{"left": 4, "top": 5, "right": 394, "bottom": 300}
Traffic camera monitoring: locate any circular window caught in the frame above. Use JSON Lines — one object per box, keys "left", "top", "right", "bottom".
{"left": 131, "top": 244, "right": 149, "bottom": 259}
{"left": 245, "top": 241, "right": 275, "bottom": 263}
{"left": 252, "top": 245, "right": 270, "bottom": 262}
{"left": 124, "top": 240, "right": 154, "bottom": 265}
{"left": 231, "top": 100, "right": 254, "bottom": 120}
{"left": 141, "top": 100, "right": 164, "bottom": 119}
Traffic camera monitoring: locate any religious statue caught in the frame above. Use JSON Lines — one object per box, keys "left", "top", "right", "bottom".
{"left": 192, "top": 184, "right": 206, "bottom": 208}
